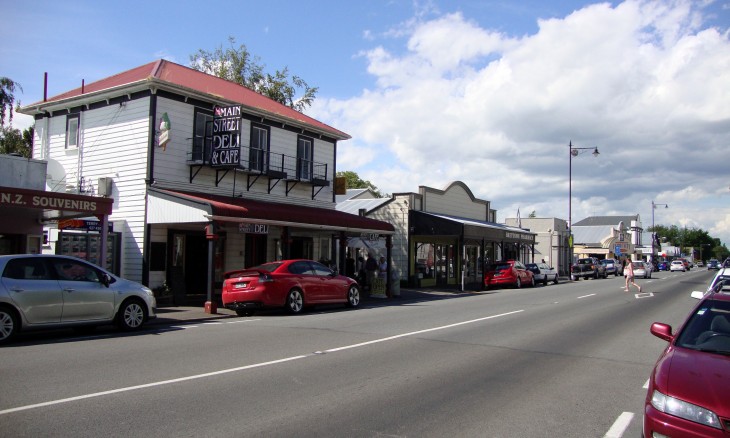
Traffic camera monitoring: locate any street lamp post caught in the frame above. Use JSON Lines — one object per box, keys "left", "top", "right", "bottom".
{"left": 568, "top": 141, "right": 599, "bottom": 267}
{"left": 651, "top": 201, "right": 668, "bottom": 261}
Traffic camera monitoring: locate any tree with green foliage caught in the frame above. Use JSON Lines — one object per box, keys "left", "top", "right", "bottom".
{"left": 1, "top": 77, "right": 22, "bottom": 127}
{"left": 0, "top": 125, "right": 33, "bottom": 157}
{"left": 190, "top": 37, "right": 318, "bottom": 112}
{"left": 336, "top": 171, "right": 383, "bottom": 197}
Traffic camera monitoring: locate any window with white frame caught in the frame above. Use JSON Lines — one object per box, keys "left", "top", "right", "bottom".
{"left": 66, "top": 114, "right": 79, "bottom": 148}
{"left": 250, "top": 124, "right": 269, "bottom": 171}
{"left": 297, "top": 135, "right": 313, "bottom": 180}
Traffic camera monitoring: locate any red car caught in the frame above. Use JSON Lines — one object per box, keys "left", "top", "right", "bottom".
{"left": 644, "top": 279, "right": 730, "bottom": 437}
{"left": 222, "top": 259, "right": 361, "bottom": 316}
{"left": 483, "top": 260, "right": 535, "bottom": 289}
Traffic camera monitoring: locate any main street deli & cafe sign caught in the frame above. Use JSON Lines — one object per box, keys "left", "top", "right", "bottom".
{"left": 210, "top": 105, "right": 241, "bottom": 168}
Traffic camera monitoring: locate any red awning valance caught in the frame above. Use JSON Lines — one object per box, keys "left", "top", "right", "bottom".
{"left": 153, "top": 188, "right": 394, "bottom": 234}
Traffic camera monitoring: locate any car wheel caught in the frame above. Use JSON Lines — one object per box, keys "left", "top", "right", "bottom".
{"left": 116, "top": 299, "right": 147, "bottom": 331}
{"left": 235, "top": 309, "right": 256, "bottom": 317}
{"left": 530, "top": 277, "right": 536, "bottom": 287}
{"left": 0, "top": 306, "right": 19, "bottom": 345}
{"left": 515, "top": 278, "right": 522, "bottom": 289}
{"left": 543, "top": 276, "right": 548, "bottom": 286}
{"left": 346, "top": 284, "right": 361, "bottom": 308}
{"left": 286, "top": 289, "right": 304, "bottom": 314}
{"left": 553, "top": 275, "right": 559, "bottom": 284}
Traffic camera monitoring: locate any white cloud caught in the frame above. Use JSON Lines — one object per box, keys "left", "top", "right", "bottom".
{"left": 312, "top": 0, "right": 730, "bottom": 245}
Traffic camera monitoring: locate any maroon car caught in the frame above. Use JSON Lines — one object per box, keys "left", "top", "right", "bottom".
{"left": 483, "top": 260, "right": 535, "bottom": 290}
{"left": 644, "top": 278, "right": 730, "bottom": 437}
{"left": 222, "top": 259, "right": 360, "bottom": 316}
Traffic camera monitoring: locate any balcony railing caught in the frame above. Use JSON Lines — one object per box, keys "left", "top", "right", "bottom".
{"left": 186, "top": 143, "right": 329, "bottom": 195}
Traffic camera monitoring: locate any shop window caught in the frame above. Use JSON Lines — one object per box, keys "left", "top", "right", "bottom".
{"left": 297, "top": 136, "right": 313, "bottom": 180}
{"left": 66, "top": 114, "right": 79, "bottom": 148}
{"left": 250, "top": 123, "right": 269, "bottom": 171}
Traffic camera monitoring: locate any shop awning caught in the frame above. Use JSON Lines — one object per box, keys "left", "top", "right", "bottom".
{"left": 148, "top": 188, "right": 394, "bottom": 234}
{"left": 411, "top": 211, "right": 535, "bottom": 243}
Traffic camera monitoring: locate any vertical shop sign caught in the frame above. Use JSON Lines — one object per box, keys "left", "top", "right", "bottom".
{"left": 211, "top": 105, "right": 241, "bottom": 168}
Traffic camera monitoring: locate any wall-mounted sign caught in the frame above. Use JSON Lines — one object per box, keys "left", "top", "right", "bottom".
{"left": 59, "top": 219, "right": 113, "bottom": 232}
{"left": 239, "top": 223, "right": 269, "bottom": 234}
{"left": 211, "top": 105, "right": 241, "bottom": 168}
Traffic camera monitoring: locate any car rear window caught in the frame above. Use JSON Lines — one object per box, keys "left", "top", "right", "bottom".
{"left": 489, "top": 263, "right": 511, "bottom": 271}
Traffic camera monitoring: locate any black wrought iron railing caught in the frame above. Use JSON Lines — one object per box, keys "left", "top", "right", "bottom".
{"left": 186, "top": 143, "right": 328, "bottom": 184}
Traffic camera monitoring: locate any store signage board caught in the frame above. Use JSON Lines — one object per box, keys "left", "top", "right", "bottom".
{"left": 211, "top": 105, "right": 241, "bottom": 168}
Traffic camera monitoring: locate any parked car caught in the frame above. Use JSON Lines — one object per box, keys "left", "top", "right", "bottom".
{"left": 221, "top": 259, "right": 360, "bottom": 316}
{"left": 695, "top": 260, "right": 704, "bottom": 267}
{"left": 657, "top": 261, "right": 669, "bottom": 271}
{"left": 707, "top": 259, "right": 720, "bottom": 270}
{"left": 670, "top": 260, "right": 687, "bottom": 272}
{"left": 681, "top": 259, "right": 692, "bottom": 270}
{"left": 0, "top": 254, "right": 157, "bottom": 345}
{"left": 643, "top": 275, "right": 730, "bottom": 437}
{"left": 570, "top": 257, "right": 607, "bottom": 280}
{"left": 525, "top": 262, "right": 559, "bottom": 286}
{"left": 600, "top": 259, "right": 621, "bottom": 277}
{"left": 484, "top": 260, "right": 535, "bottom": 289}
{"left": 632, "top": 261, "right": 652, "bottom": 278}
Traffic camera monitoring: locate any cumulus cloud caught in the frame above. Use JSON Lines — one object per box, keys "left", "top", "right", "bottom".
{"left": 311, "top": 0, "right": 730, "bottom": 244}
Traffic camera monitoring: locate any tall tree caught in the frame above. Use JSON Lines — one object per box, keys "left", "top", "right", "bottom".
{"left": 1, "top": 77, "right": 22, "bottom": 127}
{"left": 190, "top": 37, "right": 318, "bottom": 112}
{"left": 0, "top": 125, "right": 32, "bottom": 157}
{"left": 336, "top": 171, "right": 383, "bottom": 197}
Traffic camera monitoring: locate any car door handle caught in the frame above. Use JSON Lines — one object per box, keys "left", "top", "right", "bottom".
{"left": 64, "top": 288, "right": 76, "bottom": 293}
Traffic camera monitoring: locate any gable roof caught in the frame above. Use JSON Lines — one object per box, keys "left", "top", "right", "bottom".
{"left": 21, "top": 59, "right": 350, "bottom": 140}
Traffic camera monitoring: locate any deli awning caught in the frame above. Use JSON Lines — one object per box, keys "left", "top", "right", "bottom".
{"left": 147, "top": 188, "right": 394, "bottom": 235}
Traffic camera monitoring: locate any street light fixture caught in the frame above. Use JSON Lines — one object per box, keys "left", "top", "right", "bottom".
{"left": 651, "top": 201, "right": 669, "bottom": 260}
{"left": 568, "top": 141, "right": 599, "bottom": 265}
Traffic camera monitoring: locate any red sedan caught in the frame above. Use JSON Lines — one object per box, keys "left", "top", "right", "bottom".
{"left": 222, "top": 259, "right": 361, "bottom": 316}
{"left": 644, "top": 279, "right": 730, "bottom": 437}
{"left": 483, "top": 260, "right": 535, "bottom": 289}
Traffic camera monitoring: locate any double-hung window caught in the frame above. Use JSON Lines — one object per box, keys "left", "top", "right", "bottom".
{"left": 297, "top": 136, "right": 313, "bottom": 180}
{"left": 66, "top": 114, "right": 79, "bottom": 149}
{"left": 192, "top": 109, "right": 213, "bottom": 162}
{"left": 249, "top": 124, "right": 269, "bottom": 172}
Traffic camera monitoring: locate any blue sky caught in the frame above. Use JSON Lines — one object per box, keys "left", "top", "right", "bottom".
{"left": 3, "top": 0, "right": 730, "bottom": 247}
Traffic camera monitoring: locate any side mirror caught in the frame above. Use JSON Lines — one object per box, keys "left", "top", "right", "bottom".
{"left": 650, "top": 322, "right": 673, "bottom": 342}
{"left": 101, "top": 273, "right": 111, "bottom": 288}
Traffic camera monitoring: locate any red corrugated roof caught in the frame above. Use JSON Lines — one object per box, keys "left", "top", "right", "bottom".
{"left": 33, "top": 60, "right": 349, "bottom": 139}
{"left": 156, "top": 188, "right": 394, "bottom": 233}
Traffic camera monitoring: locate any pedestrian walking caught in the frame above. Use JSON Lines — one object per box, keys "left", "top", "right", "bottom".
{"left": 624, "top": 259, "right": 641, "bottom": 293}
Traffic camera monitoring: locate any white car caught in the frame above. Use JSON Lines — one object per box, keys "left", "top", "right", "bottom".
{"left": 632, "top": 261, "right": 652, "bottom": 278}
{"left": 669, "top": 260, "right": 686, "bottom": 272}
{"left": 526, "top": 262, "right": 559, "bottom": 286}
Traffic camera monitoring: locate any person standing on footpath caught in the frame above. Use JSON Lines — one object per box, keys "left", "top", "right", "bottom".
{"left": 624, "top": 258, "right": 641, "bottom": 293}
{"left": 365, "top": 253, "right": 378, "bottom": 292}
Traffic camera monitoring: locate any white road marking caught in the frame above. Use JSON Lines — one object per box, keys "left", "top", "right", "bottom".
{"left": 604, "top": 412, "right": 635, "bottom": 438}
{"left": 577, "top": 293, "right": 596, "bottom": 299}
{"left": 0, "top": 309, "right": 524, "bottom": 415}
{"left": 643, "top": 379, "right": 649, "bottom": 389}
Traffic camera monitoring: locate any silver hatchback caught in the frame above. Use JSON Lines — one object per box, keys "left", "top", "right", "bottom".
{"left": 0, "top": 254, "right": 156, "bottom": 344}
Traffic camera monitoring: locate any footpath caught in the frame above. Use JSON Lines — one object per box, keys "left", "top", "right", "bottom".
{"left": 151, "top": 287, "right": 478, "bottom": 325}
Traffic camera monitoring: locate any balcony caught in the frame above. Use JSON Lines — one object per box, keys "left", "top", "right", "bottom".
{"left": 186, "top": 143, "right": 329, "bottom": 199}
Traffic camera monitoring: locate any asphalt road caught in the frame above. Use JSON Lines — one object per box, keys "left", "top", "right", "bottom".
{"left": 0, "top": 268, "right": 716, "bottom": 437}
